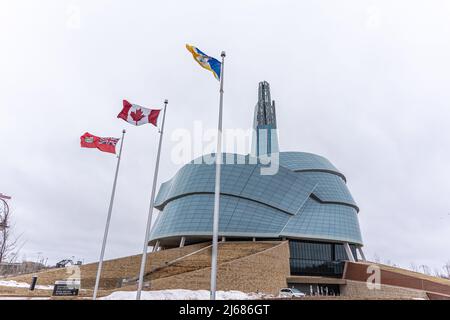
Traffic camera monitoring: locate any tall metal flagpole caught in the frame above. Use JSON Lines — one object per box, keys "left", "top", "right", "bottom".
{"left": 136, "top": 99, "right": 168, "bottom": 300}
{"left": 93, "top": 129, "right": 126, "bottom": 300}
{"left": 210, "top": 51, "right": 226, "bottom": 300}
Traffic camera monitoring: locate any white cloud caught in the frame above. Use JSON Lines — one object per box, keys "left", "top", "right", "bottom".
{"left": 0, "top": 0, "right": 449, "bottom": 270}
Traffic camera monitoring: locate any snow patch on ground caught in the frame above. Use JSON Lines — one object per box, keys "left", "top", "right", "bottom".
{"left": 101, "top": 289, "right": 271, "bottom": 300}
{"left": 0, "top": 280, "right": 53, "bottom": 290}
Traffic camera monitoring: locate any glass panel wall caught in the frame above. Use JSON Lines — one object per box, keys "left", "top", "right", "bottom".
{"left": 289, "top": 240, "right": 358, "bottom": 277}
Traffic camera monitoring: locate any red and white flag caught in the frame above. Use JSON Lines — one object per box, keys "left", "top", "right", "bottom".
{"left": 80, "top": 132, "right": 119, "bottom": 154}
{"left": 117, "top": 100, "right": 161, "bottom": 127}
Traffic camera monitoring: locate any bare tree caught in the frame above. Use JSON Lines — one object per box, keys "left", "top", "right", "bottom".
{"left": 433, "top": 268, "right": 443, "bottom": 278}
{"left": 384, "top": 259, "right": 396, "bottom": 267}
{"left": 373, "top": 253, "right": 381, "bottom": 263}
{"left": 410, "top": 262, "right": 419, "bottom": 273}
{"left": 409, "top": 262, "right": 450, "bottom": 279}
{"left": 0, "top": 200, "right": 22, "bottom": 264}
{"left": 442, "top": 261, "right": 450, "bottom": 279}
{"left": 420, "top": 264, "right": 431, "bottom": 275}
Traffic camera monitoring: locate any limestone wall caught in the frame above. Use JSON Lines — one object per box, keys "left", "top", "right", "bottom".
{"left": 149, "top": 241, "right": 290, "bottom": 295}
{"left": 6, "top": 242, "right": 210, "bottom": 289}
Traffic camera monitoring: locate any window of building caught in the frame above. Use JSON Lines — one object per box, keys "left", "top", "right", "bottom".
{"left": 289, "top": 240, "right": 358, "bottom": 277}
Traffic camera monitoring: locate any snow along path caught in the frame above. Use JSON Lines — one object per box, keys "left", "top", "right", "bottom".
{"left": 0, "top": 280, "right": 54, "bottom": 290}
{"left": 101, "top": 289, "right": 272, "bottom": 300}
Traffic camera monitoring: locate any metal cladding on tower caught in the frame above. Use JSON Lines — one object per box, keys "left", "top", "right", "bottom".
{"left": 252, "top": 81, "right": 279, "bottom": 157}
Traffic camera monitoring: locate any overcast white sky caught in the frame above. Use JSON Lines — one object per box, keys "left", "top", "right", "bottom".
{"left": 1, "top": 0, "right": 449, "bottom": 272}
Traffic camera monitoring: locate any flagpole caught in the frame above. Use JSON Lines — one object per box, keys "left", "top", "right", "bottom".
{"left": 136, "top": 99, "right": 168, "bottom": 300}
{"left": 92, "top": 129, "right": 126, "bottom": 300}
{"left": 210, "top": 51, "right": 226, "bottom": 300}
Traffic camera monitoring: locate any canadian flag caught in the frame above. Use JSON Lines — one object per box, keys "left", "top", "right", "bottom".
{"left": 117, "top": 100, "right": 161, "bottom": 127}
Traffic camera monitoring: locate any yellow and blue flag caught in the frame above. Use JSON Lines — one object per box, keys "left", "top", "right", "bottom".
{"left": 186, "top": 44, "right": 221, "bottom": 81}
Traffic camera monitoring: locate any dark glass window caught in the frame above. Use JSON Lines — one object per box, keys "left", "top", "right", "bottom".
{"left": 289, "top": 240, "right": 357, "bottom": 277}
{"left": 334, "top": 244, "right": 347, "bottom": 261}
{"left": 351, "top": 244, "right": 358, "bottom": 261}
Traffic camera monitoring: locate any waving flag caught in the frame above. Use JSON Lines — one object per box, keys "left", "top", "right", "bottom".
{"left": 117, "top": 100, "right": 161, "bottom": 127}
{"left": 80, "top": 132, "right": 119, "bottom": 154}
{"left": 186, "top": 44, "right": 221, "bottom": 81}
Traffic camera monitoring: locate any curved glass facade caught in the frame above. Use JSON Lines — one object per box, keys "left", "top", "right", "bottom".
{"left": 281, "top": 198, "right": 362, "bottom": 244}
{"left": 279, "top": 152, "right": 346, "bottom": 181}
{"left": 151, "top": 194, "right": 290, "bottom": 239}
{"left": 299, "top": 172, "right": 357, "bottom": 210}
{"left": 149, "top": 151, "right": 363, "bottom": 246}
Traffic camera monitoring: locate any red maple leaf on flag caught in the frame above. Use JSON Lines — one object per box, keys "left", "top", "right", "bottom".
{"left": 130, "top": 108, "right": 145, "bottom": 125}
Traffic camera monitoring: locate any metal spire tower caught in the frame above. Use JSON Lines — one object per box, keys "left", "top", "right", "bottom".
{"left": 252, "top": 81, "right": 279, "bottom": 157}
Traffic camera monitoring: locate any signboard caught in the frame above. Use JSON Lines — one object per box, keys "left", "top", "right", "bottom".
{"left": 52, "top": 280, "right": 80, "bottom": 296}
